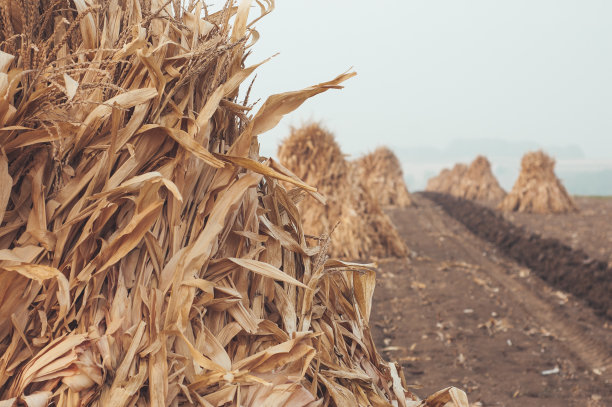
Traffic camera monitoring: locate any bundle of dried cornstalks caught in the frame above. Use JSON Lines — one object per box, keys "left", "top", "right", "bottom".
{"left": 426, "top": 156, "right": 505, "bottom": 203}
{"left": 0, "top": 0, "right": 470, "bottom": 406}
{"left": 277, "top": 124, "right": 407, "bottom": 260}
{"left": 457, "top": 156, "right": 506, "bottom": 202}
{"left": 354, "top": 147, "right": 412, "bottom": 208}
{"left": 499, "top": 150, "right": 578, "bottom": 214}
{"left": 425, "top": 163, "right": 467, "bottom": 197}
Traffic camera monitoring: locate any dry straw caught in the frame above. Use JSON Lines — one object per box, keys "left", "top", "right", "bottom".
{"left": 458, "top": 156, "right": 506, "bottom": 202}
{"left": 426, "top": 156, "right": 505, "bottom": 203}
{"left": 425, "top": 163, "right": 467, "bottom": 197}
{"left": 0, "top": 0, "right": 468, "bottom": 406}
{"left": 499, "top": 150, "right": 578, "bottom": 214}
{"left": 277, "top": 124, "right": 408, "bottom": 261}
{"left": 354, "top": 147, "right": 412, "bottom": 208}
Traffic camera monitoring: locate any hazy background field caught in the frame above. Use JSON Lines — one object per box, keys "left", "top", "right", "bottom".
{"left": 247, "top": 1, "right": 612, "bottom": 195}
{"left": 394, "top": 139, "right": 612, "bottom": 194}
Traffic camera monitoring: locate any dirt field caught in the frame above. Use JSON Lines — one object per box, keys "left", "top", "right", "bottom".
{"left": 424, "top": 192, "right": 612, "bottom": 319}
{"left": 371, "top": 193, "right": 612, "bottom": 406}
{"left": 498, "top": 196, "right": 612, "bottom": 265}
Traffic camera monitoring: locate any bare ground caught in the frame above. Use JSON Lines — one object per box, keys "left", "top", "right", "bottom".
{"left": 371, "top": 193, "right": 612, "bottom": 407}
{"left": 499, "top": 196, "right": 612, "bottom": 265}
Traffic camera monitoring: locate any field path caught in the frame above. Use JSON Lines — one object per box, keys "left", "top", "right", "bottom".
{"left": 371, "top": 193, "right": 612, "bottom": 406}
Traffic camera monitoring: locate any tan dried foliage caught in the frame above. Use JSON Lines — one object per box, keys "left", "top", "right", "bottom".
{"left": 0, "top": 0, "right": 470, "bottom": 405}
{"left": 499, "top": 150, "right": 578, "bottom": 214}
{"left": 355, "top": 147, "right": 412, "bottom": 208}
{"left": 458, "top": 156, "right": 506, "bottom": 202}
{"left": 425, "top": 164, "right": 468, "bottom": 197}
{"left": 426, "top": 156, "right": 505, "bottom": 203}
{"left": 277, "top": 124, "right": 407, "bottom": 260}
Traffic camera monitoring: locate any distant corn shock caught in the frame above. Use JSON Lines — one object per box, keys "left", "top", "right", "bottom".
{"left": 278, "top": 123, "right": 408, "bottom": 261}
{"left": 354, "top": 147, "right": 412, "bottom": 209}
{"left": 499, "top": 150, "right": 578, "bottom": 214}
{"left": 426, "top": 156, "right": 506, "bottom": 204}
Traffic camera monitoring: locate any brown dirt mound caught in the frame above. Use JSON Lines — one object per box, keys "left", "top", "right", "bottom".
{"left": 499, "top": 150, "right": 578, "bottom": 213}
{"left": 354, "top": 147, "right": 412, "bottom": 208}
{"left": 426, "top": 157, "right": 505, "bottom": 203}
{"left": 424, "top": 192, "right": 612, "bottom": 319}
{"left": 278, "top": 124, "right": 407, "bottom": 260}
{"left": 0, "top": 1, "right": 451, "bottom": 405}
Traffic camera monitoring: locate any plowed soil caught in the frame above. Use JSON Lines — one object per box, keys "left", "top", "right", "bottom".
{"left": 498, "top": 197, "right": 612, "bottom": 265}
{"left": 371, "top": 193, "right": 612, "bottom": 407}
{"left": 423, "top": 192, "right": 612, "bottom": 319}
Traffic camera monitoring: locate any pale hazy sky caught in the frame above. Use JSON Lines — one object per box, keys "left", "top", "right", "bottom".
{"left": 247, "top": 1, "right": 612, "bottom": 161}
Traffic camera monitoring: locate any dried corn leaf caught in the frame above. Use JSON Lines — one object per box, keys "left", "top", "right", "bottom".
{"left": 0, "top": 0, "right": 460, "bottom": 405}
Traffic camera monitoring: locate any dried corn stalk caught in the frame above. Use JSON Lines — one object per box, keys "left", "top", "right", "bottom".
{"left": 426, "top": 156, "right": 505, "bottom": 203}
{"left": 0, "top": 0, "right": 469, "bottom": 405}
{"left": 425, "top": 164, "right": 468, "bottom": 196}
{"left": 354, "top": 147, "right": 412, "bottom": 208}
{"left": 499, "top": 150, "right": 578, "bottom": 214}
{"left": 457, "top": 156, "right": 506, "bottom": 202}
{"left": 277, "top": 124, "right": 407, "bottom": 260}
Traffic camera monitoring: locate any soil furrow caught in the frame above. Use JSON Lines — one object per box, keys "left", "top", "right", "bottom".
{"left": 422, "top": 191, "right": 612, "bottom": 320}
{"left": 372, "top": 193, "right": 612, "bottom": 406}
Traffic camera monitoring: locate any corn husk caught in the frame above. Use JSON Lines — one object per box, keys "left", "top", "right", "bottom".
{"left": 354, "top": 147, "right": 412, "bottom": 208}
{"left": 277, "top": 124, "right": 407, "bottom": 260}
{"left": 499, "top": 150, "right": 578, "bottom": 214}
{"left": 426, "top": 156, "right": 505, "bottom": 203}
